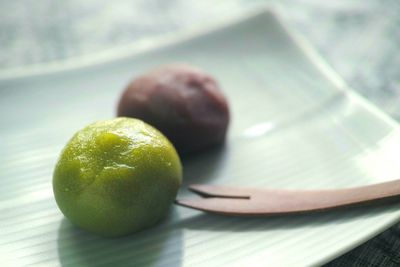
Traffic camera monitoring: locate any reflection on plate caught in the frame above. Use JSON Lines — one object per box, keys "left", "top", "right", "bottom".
{"left": 2, "top": 9, "right": 400, "bottom": 267}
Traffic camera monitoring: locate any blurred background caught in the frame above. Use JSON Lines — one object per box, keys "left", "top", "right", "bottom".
{"left": 1, "top": 0, "right": 399, "bottom": 120}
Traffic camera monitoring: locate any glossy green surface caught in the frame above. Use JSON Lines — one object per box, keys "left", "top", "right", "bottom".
{"left": 53, "top": 118, "right": 182, "bottom": 237}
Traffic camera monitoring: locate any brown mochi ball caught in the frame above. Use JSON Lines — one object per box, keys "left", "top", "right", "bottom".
{"left": 117, "top": 64, "right": 230, "bottom": 156}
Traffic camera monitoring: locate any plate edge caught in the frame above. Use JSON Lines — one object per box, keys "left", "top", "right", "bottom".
{"left": 270, "top": 6, "right": 400, "bottom": 266}
{"left": 0, "top": 4, "right": 271, "bottom": 81}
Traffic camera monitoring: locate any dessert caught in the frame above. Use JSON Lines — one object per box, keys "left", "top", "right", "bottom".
{"left": 117, "top": 64, "right": 230, "bottom": 155}
{"left": 53, "top": 117, "right": 182, "bottom": 237}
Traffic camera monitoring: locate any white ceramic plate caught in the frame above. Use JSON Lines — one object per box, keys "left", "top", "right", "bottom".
{"left": 2, "top": 9, "right": 400, "bottom": 267}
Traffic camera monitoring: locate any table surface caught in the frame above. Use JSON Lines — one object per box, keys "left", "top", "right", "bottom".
{"left": 1, "top": 0, "right": 400, "bottom": 266}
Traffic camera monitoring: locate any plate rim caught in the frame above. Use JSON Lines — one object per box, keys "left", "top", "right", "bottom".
{"left": 0, "top": 5, "right": 269, "bottom": 81}
{"left": 260, "top": 8, "right": 400, "bottom": 265}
